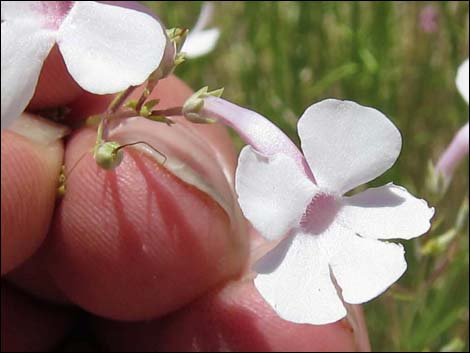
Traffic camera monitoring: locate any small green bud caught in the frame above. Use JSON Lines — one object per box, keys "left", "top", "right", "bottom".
{"left": 174, "top": 52, "right": 186, "bottom": 66}
{"left": 140, "top": 99, "right": 160, "bottom": 117}
{"left": 182, "top": 96, "right": 204, "bottom": 115}
{"left": 166, "top": 27, "right": 189, "bottom": 44}
{"left": 424, "top": 160, "right": 448, "bottom": 202}
{"left": 94, "top": 141, "right": 124, "bottom": 170}
{"left": 182, "top": 86, "right": 223, "bottom": 124}
{"left": 124, "top": 100, "right": 138, "bottom": 110}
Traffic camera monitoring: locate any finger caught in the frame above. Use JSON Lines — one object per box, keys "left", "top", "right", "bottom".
{"left": 43, "top": 77, "right": 250, "bottom": 321}
{"left": 94, "top": 278, "right": 370, "bottom": 352}
{"left": 1, "top": 282, "right": 73, "bottom": 352}
{"left": 5, "top": 243, "right": 70, "bottom": 304}
{"left": 27, "top": 45, "right": 85, "bottom": 112}
{"left": 1, "top": 114, "right": 67, "bottom": 275}
{"left": 151, "top": 77, "right": 240, "bottom": 173}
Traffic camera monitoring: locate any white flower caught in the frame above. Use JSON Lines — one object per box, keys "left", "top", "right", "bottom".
{"left": 1, "top": 1, "right": 168, "bottom": 128}
{"left": 456, "top": 58, "right": 469, "bottom": 103}
{"left": 181, "top": 2, "right": 220, "bottom": 59}
{"left": 235, "top": 99, "right": 435, "bottom": 325}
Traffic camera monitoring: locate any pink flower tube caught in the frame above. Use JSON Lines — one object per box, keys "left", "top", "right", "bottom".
{"left": 436, "top": 122, "right": 469, "bottom": 183}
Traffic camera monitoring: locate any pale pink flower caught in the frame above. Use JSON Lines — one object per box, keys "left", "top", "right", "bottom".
{"left": 1, "top": 1, "right": 168, "bottom": 128}
{"left": 435, "top": 59, "right": 469, "bottom": 183}
{"left": 419, "top": 5, "right": 439, "bottom": 33}
{"left": 184, "top": 95, "right": 434, "bottom": 325}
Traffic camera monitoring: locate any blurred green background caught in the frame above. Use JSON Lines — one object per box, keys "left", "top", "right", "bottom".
{"left": 146, "top": 1, "right": 469, "bottom": 351}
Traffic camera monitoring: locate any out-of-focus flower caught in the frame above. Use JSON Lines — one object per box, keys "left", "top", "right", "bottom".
{"left": 1, "top": 1, "right": 168, "bottom": 128}
{"left": 435, "top": 59, "right": 469, "bottom": 185}
{"left": 181, "top": 2, "right": 220, "bottom": 58}
{"left": 419, "top": 5, "right": 439, "bottom": 33}
{"left": 455, "top": 58, "right": 469, "bottom": 104}
{"left": 435, "top": 122, "right": 469, "bottom": 184}
{"left": 183, "top": 95, "right": 434, "bottom": 325}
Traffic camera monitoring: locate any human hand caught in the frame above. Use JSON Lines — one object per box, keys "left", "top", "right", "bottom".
{"left": 1, "top": 49, "right": 369, "bottom": 352}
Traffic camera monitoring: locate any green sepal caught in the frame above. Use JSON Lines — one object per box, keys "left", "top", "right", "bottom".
{"left": 140, "top": 99, "right": 160, "bottom": 117}
{"left": 125, "top": 100, "right": 138, "bottom": 110}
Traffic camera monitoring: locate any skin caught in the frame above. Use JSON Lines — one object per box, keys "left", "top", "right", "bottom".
{"left": 1, "top": 51, "right": 370, "bottom": 351}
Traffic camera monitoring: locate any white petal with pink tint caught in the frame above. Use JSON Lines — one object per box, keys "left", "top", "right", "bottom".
{"left": 254, "top": 233, "right": 346, "bottom": 325}
{"left": 298, "top": 99, "right": 402, "bottom": 195}
{"left": 326, "top": 225, "right": 407, "bottom": 304}
{"left": 456, "top": 59, "right": 469, "bottom": 103}
{"left": 182, "top": 2, "right": 220, "bottom": 58}
{"left": 1, "top": 21, "right": 55, "bottom": 128}
{"left": 337, "top": 184, "right": 434, "bottom": 240}
{"left": 183, "top": 28, "right": 220, "bottom": 59}
{"left": 236, "top": 146, "right": 317, "bottom": 241}
{"left": 1, "top": 1, "right": 43, "bottom": 22}
{"left": 56, "top": 1, "right": 167, "bottom": 94}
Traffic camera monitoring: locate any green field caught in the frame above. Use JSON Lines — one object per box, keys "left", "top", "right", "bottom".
{"left": 146, "top": 2, "right": 469, "bottom": 351}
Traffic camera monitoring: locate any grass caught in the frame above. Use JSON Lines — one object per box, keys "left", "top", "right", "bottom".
{"left": 145, "top": 1, "right": 469, "bottom": 351}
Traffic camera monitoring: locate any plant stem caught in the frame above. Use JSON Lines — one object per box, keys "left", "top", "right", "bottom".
{"left": 94, "top": 86, "right": 137, "bottom": 155}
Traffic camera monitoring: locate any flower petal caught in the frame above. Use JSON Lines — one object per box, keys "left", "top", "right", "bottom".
{"left": 1, "top": 1, "right": 73, "bottom": 29}
{"left": 181, "top": 1, "right": 219, "bottom": 58}
{"left": 56, "top": 1, "right": 167, "bottom": 94}
{"left": 337, "top": 183, "right": 434, "bottom": 240}
{"left": 192, "top": 1, "right": 215, "bottom": 32}
{"left": 298, "top": 99, "right": 402, "bottom": 195}
{"left": 1, "top": 1, "right": 43, "bottom": 22}
{"left": 254, "top": 233, "right": 347, "bottom": 325}
{"left": 182, "top": 28, "right": 220, "bottom": 59}
{"left": 456, "top": 58, "right": 469, "bottom": 104}
{"left": 327, "top": 226, "right": 407, "bottom": 304}
{"left": 1, "top": 21, "right": 55, "bottom": 128}
{"left": 236, "top": 146, "right": 317, "bottom": 241}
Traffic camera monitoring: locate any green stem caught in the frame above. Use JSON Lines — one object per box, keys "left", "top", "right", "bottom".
{"left": 94, "top": 86, "right": 137, "bottom": 156}
{"left": 135, "top": 79, "right": 159, "bottom": 113}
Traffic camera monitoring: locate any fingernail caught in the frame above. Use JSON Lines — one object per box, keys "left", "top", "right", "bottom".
{"left": 108, "top": 116, "right": 239, "bottom": 218}
{"left": 8, "top": 113, "right": 70, "bottom": 145}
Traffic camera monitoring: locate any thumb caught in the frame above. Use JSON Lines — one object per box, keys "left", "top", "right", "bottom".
{"left": 1, "top": 115, "right": 67, "bottom": 275}
{"left": 42, "top": 76, "right": 250, "bottom": 321}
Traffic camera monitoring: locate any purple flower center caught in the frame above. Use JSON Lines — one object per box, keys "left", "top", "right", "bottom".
{"left": 300, "top": 193, "right": 340, "bottom": 235}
